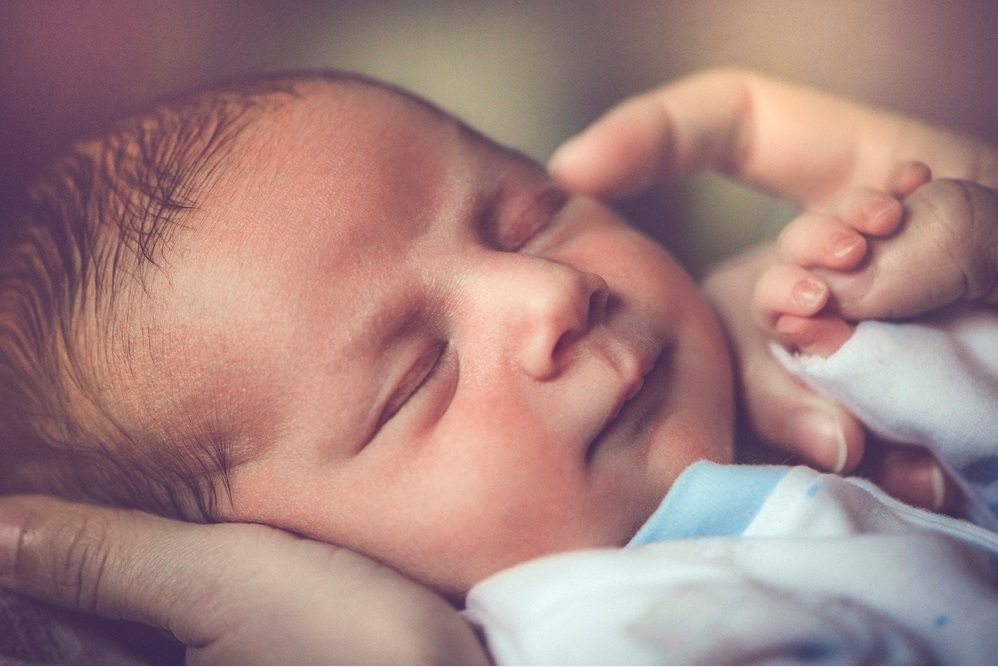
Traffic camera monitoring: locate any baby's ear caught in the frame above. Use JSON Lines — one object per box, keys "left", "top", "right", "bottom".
{"left": 774, "top": 313, "right": 854, "bottom": 358}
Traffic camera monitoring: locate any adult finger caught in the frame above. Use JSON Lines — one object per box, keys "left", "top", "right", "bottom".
{"left": 0, "top": 495, "right": 216, "bottom": 640}
{"left": 854, "top": 442, "right": 961, "bottom": 514}
{"left": 550, "top": 69, "right": 998, "bottom": 206}
{"left": 0, "top": 496, "right": 488, "bottom": 664}
{"left": 704, "top": 246, "right": 865, "bottom": 474}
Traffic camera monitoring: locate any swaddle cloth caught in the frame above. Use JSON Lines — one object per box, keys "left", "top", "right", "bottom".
{"left": 466, "top": 463, "right": 998, "bottom": 665}
{"left": 772, "top": 305, "right": 998, "bottom": 529}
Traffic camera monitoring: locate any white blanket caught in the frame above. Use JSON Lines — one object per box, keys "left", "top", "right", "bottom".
{"left": 773, "top": 305, "right": 998, "bottom": 529}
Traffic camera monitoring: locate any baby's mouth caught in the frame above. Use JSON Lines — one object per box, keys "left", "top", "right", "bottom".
{"left": 585, "top": 349, "right": 663, "bottom": 462}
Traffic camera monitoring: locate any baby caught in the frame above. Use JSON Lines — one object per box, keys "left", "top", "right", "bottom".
{"left": 0, "top": 72, "right": 733, "bottom": 598}
{"left": 1, "top": 71, "right": 996, "bottom": 661}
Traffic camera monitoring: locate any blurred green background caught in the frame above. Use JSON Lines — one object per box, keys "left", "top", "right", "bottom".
{"left": 3, "top": 0, "right": 997, "bottom": 275}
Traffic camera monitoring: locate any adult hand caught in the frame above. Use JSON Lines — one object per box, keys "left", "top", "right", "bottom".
{"left": 0, "top": 495, "right": 489, "bottom": 665}
{"left": 549, "top": 68, "right": 998, "bottom": 508}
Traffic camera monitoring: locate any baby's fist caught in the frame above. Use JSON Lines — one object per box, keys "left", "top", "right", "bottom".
{"left": 819, "top": 178, "right": 998, "bottom": 320}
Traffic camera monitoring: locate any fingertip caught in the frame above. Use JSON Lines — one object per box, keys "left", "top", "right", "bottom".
{"left": 889, "top": 160, "right": 932, "bottom": 198}
{"left": 782, "top": 405, "right": 864, "bottom": 474}
{"left": 877, "top": 448, "right": 959, "bottom": 513}
{"left": 827, "top": 229, "right": 867, "bottom": 265}
{"left": 930, "top": 464, "right": 947, "bottom": 512}
{"left": 845, "top": 191, "right": 903, "bottom": 237}
{"left": 791, "top": 278, "right": 829, "bottom": 313}
{"left": 775, "top": 212, "right": 867, "bottom": 271}
{"left": 548, "top": 130, "right": 637, "bottom": 197}
{"left": 549, "top": 96, "right": 674, "bottom": 198}
{"left": 753, "top": 265, "right": 829, "bottom": 331}
{"left": 775, "top": 313, "right": 854, "bottom": 357}
{"left": 0, "top": 499, "right": 29, "bottom": 578}
{"left": 547, "top": 133, "right": 590, "bottom": 184}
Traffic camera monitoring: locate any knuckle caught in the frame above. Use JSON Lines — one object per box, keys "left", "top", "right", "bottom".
{"left": 18, "top": 506, "right": 115, "bottom": 615}
{"left": 912, "top": 179, "right": 997, "bottom": 301}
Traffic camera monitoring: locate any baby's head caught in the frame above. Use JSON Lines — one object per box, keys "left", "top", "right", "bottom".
{"left": 0, "top": 73, "right": 734, "bottom": 597}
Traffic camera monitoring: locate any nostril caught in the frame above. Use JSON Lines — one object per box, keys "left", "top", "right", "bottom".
{"left": 587, "top": 287, "right": 609, "bottom": 327}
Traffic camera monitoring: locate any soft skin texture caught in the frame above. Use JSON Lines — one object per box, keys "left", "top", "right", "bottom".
{"left": 0, "top": 495, "right": 490, "bottom": 664}
{"left": 119, "top": 81, "right": 734, "bottom": 598}
{"left": 2, "top": 69, "right": 997, "bottom": 664}
{"left": 550, "top": 68, "right": 998, "bottom": 500}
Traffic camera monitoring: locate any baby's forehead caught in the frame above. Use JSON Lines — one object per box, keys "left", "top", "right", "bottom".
{"left": 243, "top": 75, "right": 460, "bottom": 149}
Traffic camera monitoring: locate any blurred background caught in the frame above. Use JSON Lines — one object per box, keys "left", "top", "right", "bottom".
{"left": 2, "top": 0, "right": 998, "bottom": 274}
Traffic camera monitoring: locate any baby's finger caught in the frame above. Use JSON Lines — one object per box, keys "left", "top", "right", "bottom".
{"left": 776, "top": 212, "right": 867, "bottom": 270}
{"left": 775, "top": 313, "right": 854, "bottom": 358}
{"left": 889, "top": 161, "right": 932, "bottom": 198}
{"left": 753, "top": 264, "right": 830, "bottom": 325}
{"left": 834, "top": 187, "right": 904, "bottom": 237}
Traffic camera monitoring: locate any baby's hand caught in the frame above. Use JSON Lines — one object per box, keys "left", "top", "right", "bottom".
{"left": 751, "top": 166, "right": 918, "bottom": 356}
{"left": 763, "top": 162, "right": 998, "bottom": 333}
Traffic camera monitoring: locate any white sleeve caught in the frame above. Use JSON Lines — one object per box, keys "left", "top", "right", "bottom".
{"left": 771, "top": 306, "right": 998, "bottom": 528}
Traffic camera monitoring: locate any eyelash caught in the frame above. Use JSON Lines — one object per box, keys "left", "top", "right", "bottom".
{"left": 377, "top": 341, "right": 449, "bottom": 428}
{"left": 495, "top": 186, "right": 568, "bottom": 251}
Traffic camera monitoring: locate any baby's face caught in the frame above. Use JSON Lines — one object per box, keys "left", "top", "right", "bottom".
{"left": 139, "top": 81, "right": 733, "bottom": 596}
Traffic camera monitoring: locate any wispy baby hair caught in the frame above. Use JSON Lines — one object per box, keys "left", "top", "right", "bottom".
{"left": 0, "top": 74, "right": 314, "bottom": 520}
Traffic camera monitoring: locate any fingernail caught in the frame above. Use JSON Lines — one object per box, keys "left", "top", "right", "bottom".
{"left": 866, "top": 197, "right": 900, "bottom": 230}
{"left": 785, "top": 409, "right": 849, "bottom": 474}
{"left": 829, "top": 231, "right": 863, "bottom": 260}
{"left": 792, "top": 279, "right": 828, "bottom": 311}
{"left": 0, "top": 501, "right": 27, "bottom": 577}
{"left": 930, "top": 464, "right": 946, "bottom": 512}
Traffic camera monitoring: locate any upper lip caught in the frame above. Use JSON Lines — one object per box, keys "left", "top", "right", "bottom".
{"left": 586, "top": 345, "right": 661, "bottom": 458}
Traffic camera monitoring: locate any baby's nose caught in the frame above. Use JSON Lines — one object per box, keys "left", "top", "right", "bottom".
{"left": 516, "top": 264, "right": 609, "bottom": 380}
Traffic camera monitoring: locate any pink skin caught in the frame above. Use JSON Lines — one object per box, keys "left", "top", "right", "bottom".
{"left": 122, "top": 81, "right": 734, "bottom": 599}
{"left": 546, "top": 69, "right": 998, "bottom": 509}
{"left": 757, "top": 162, "right": 934, "bottom": 358}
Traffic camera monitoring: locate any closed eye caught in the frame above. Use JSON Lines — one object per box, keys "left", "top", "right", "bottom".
{"left": 377, "top": 341, "right": 449, "bottom": 429}
{"left": 491, "top": 184, "right": 569, "bottom": 251}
